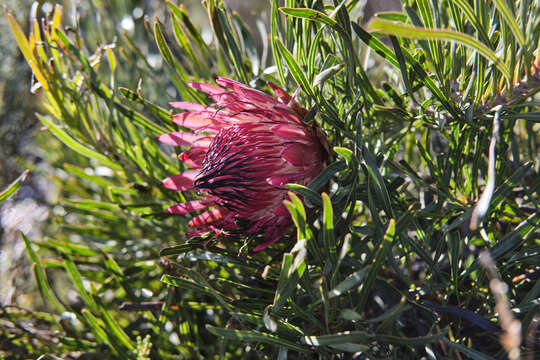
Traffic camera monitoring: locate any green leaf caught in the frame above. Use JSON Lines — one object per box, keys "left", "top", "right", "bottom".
{"left": 442, "top": 338, "right": 495, "bottom": 360}
{"left": 275, "top": 38, "right": 314, "bottom": 97}
{"left": 36, "top": 114, "right": 122, "bottom": 170}
{"left": 271, "top": 0, "right": 286, "bottom": 84}
{"left": 167, "top": 2, "right": 212, "bottom": 59}
{"left": 21, "top": 233, "right": 65, "bottom": 314}
{"left": 313, "top": 63, "right": 345, "bottom": 87}
{"left": 0, "top": 170, "right": 28, "bottom": 204}
{"left": 286, "top": 183, "right": 322, "bottom": 206}
{"left": 154, "top": 19, "right": 176, "bottom": 67}
{"left": 357, "top": 219, "right": 396, "bottom": 311}
{"left": 303, "top": 331, "right": 372, "bottom": 345}
{"left": 272, "top": 252, "right": 304, "bottom": 313}
{"left": 4, "top": 7, "right": 49, "bottom": 91}
{"left": 333, "top": 147, "right": 355, "bottom": 166}
{"left": 305, "top": 328, "right": 443, "bottom": 347}
{"left": 322, "top": 193, "right": 337, "bottom": 267}
{"left": 215, "top": 7, "right": 249, "bottom": 84}
{"left": 451, "top": 0, "right": 492, "bottom": 45}
{"left": 328, "top": 267, "right": 369, "bottom": 299}
{"left": 510, "top": 112, "right": 540, "bottom": 122}
{"left": 161, "top": 274, "right": 217, "bottom": 298}
{"left": 491, "top": 0, "right": 526, "bottom": 47}
{"left": 368, "top": 17, "right": 511, "bottom": 82}
{"left": 352, "top": 22, "right": 399, "bottom": 68}
{"left": 207, "top": 326, "right": 311, "bottom": 353}
{"left": 279, "top": 7, "right": 337, "bottom": 27}
{"left": 362, "top": 146, "right": 393, "bottom": 217}
{"left": 81, "top": 309, "right": 121, "bottom": 356}
{"left": 99, "top": 303, "right": 135, "bottom": 351}
{"left": 467, "top": 213, "right": 539, "bottom": 275}
{"left": 308, "top": 161, "right": 346, "bottom": 191}
{"left": 119, "top": 87, "right": 173, "bottom": 125}
{"left": 63, "top": 259, "right": 99, "bottom": 314}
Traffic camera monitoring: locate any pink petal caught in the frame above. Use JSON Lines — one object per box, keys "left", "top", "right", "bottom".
{"left": 188, "top": 81, "right": 225, "bottom": 96}
{"left": 267, "top": 82, "right": 308, "bottom": 117}
{"left": 267, "top": 174, "right": 294, "bottom": 186}
{"left": 179, "top": 147, "right": 207, "bottom": 168}
{"left": 166, "top": 200, "right": 209, "bottom": 215}
{"left": 216, "top": 77, "right": 249, "bottom": 91}
{"left": 169, "top": 101, "right": 207, "bottom": 111}
{"left": 273, "top": 204, "right": 290, "bottom": 216}
{"left": 172, "top": 112, "right": 214, "bottom": 129}
{"left": 271, "top": 125, "right": 308, "bottom": 141}
{"left": 189, "top": 207, "right": 228, "bottom": 227}
{"left": 162, "top": 171, "right": 199, "bottom": 191}
{"left": 216, "top": 77, "right": 276, "bottom": 105}
{"left": 281, "top": 143, "right": 309, "bottom": 166}
{"left": 267, "top": 82, "right": 291, "bottom": 104}
{"left": 158, "top": 132, "right": 212, "bottom": 147}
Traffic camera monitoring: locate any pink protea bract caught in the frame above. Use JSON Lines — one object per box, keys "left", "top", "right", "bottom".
{"left": 160, "top": 77, "right": 328, "bottom": 252}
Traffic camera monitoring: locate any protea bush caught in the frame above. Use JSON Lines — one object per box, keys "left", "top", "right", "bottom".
{"left": 2, "top": 0, "right": 539, "bottom": 359}
{"left": 161, "top": 77, "right": 328, "bottom": 252}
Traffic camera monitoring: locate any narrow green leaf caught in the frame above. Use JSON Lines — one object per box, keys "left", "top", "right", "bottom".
{"left": 308, "top": 161, "right": 346, "bottom": 191}
{"left": 272, "top": 252, "right": 303, "bottom": 313}
{"left": 161, "top": 274, "right": 215, "bottom": 297}
{"left": 368, "top": 18, "right": 511, "bottom": 82}
{"left": 4, "top": 7, "right": 49, "bottom": 91}
{"left": 119, "top": 87, "right": 172, "bottom": 124}
{"left": 232, "top": 312, "right": 304, "bottom": 337}
{"left": 112, "top": 100, "right": 168, "bottom": 134}
{"left": 0, "top": 170, "right": 28, "bottom": 204}
{"left": 303, "top": 331, "right": 373, "bottom": 345}
{"left": 207, "top": 326, "right": 311, "bottom": 353}
{"left": 99, "top": 304, "right": 135, "bottom": 351}
{"left": 452, "top": 0, "right": 492, "bottom": 45}
{"left": 81, "top": 309, "right": 121, "bottom": 356}
{"left": 442, "top": 338, "right": 495, "bottom": 360}
{"left": 490, "top": 0, "right": 526, "bottom": 47}
{"left": 21, "top": 233, "right": 65, "bottom": 314}
{"left": 510, "top": 112, "right": 540, "bottom": 122}
{"left": 362, "top": 146, "right": 393, "bottom": 217}
{"left": 170, "top": 12, "right": 201, "bottom": 71}
{"left": 154, "top": 19, "right": 176, "bottom": 67}
{"left": 481, "top": 213, "right": 538, "bottom": 270}
{"left": 36, "top": 114, "right": 122, "bottom": 170}
{"left": 215, "top": 7, "right": 249, "bottom": 83}
{"left": 286, "top": 183, "right": 322, "bottom": 206}
{"left": 357, "top": 219, "right": 396, "bottom": 311}
{"left": 167, "top": 2, "right": 212, "bottom": 59}
{"left": 275, "top": 38, "right": 314, "bottom": 97}
{"left": 322, "top": 193, "right": 337, "bottom": 266}
{"left": 333, "top": 147, "right": 355, "bottom": 165}
{"left": 279, "top": 7, "right": 337, "bottom": 27}
{"left": 64, "top": 259, "right": 99, "bottom": 314}
{"left": 271, "top": 0, "right": 286, "bottom": 84}
{"left": 352, "top": 22, "right": 399, "bottom": 68}
{"left": 46, "top": 240, "right": 99, "bottom": 257}
{"left": 313, "top": 63, "right": 345, "bottom": 87}
{"left": 328, "top": 267, "right": 369, "bottom": 299}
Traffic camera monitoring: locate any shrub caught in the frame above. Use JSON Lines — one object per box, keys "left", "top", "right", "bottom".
{"left": 2, "top": 0, "right": 539, "bottom": 358}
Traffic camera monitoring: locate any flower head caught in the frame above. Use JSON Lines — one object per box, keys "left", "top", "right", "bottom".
{"left": 160, "top": 77, "right": 327, "bottom": 252}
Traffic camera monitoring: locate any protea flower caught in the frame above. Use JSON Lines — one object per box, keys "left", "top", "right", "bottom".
{"left": 159, "top": 77, "right": 328, "bottom": 252}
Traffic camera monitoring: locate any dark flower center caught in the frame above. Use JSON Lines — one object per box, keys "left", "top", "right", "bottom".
{"left": 194, "top": 126, "right": 280, "bottom": 213}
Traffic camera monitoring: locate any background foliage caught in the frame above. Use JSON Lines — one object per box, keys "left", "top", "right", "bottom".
{"left": 1, "top": 0, "right": 539, "bottom": 358}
